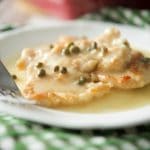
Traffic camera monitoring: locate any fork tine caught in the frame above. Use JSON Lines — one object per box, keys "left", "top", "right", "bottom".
{"left": 0, "top": 88, "right": 36, "bottom": 105}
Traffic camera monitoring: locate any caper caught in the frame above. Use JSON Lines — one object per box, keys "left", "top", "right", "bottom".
{"left": 123, "top": 40, "right": 130, "bottom": 48}
{"left": 12, "top": 74, "right": 17, "bottom": 80}
{"left": 54, "top": 65, "right": 59, "bottom": 72}
{"left": 60, "top": 67, "right": 67, "bottom": 74}
{"left": 101, "top": 46, "right": 108, "bottom": 55}
{"left": 38, "top": 69, "right": 46, "bottom": 78}
{"left": 70, "top": 46, "right": 80, "bottom": 54}
{"left": 87, "top": 41, "right": 98, "bottom": 51}
{"left": 49, "top": 44, "right": 54, "bottom": 49}
{"left": 36, "top": 62, "right": 44, "bottom": 68}
{"left": 62, "top": 48, "right": 71, "bottom": 56}
{"left": 67, "top": 42, "right": 74, "bottom": 48}
{"left": 78, "top": 76, "right": 87, "bottom": 85}
{"left": 92, "top": 41, "right": 98, "bottom": 49}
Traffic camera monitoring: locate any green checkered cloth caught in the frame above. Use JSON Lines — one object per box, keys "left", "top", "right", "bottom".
{"left": 82, "top": 7, "right": 150, "bottom": 28}
{"left": 0, "top": 7, "right": 150, "bottom": 150}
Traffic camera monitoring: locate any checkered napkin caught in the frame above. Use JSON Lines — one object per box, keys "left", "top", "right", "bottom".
{"left": 0, "top": 7, "right": 150, "bottom": 150}
{"left": 82, "top": 7, "right": 150, "bottom": 28}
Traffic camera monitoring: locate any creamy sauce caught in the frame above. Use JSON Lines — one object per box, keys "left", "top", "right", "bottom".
{"left": 58, "top": 85, "right": 150, "bottom": 113}
{"left": 61, "top": 50, "right": 150, "bottom": 113}
{"left": 5, "top": 51, "right": 150, "bottom": 114}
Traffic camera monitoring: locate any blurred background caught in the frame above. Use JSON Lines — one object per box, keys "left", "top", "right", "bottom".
{"left": 0, "top": 0, "right": 150, "bottom": 25}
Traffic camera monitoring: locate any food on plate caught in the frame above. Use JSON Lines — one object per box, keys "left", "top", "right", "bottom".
{"left": 16, "top": 27, "right": 150, "bottom": 107}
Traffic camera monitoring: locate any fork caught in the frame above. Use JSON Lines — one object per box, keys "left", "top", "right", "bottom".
{"left": 0, "top": 60, "right": 36, "bottom": 105}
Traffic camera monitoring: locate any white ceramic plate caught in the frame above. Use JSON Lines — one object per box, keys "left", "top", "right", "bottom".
{"left": 0, "top": 21, "right": 150, "bottom": 129}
